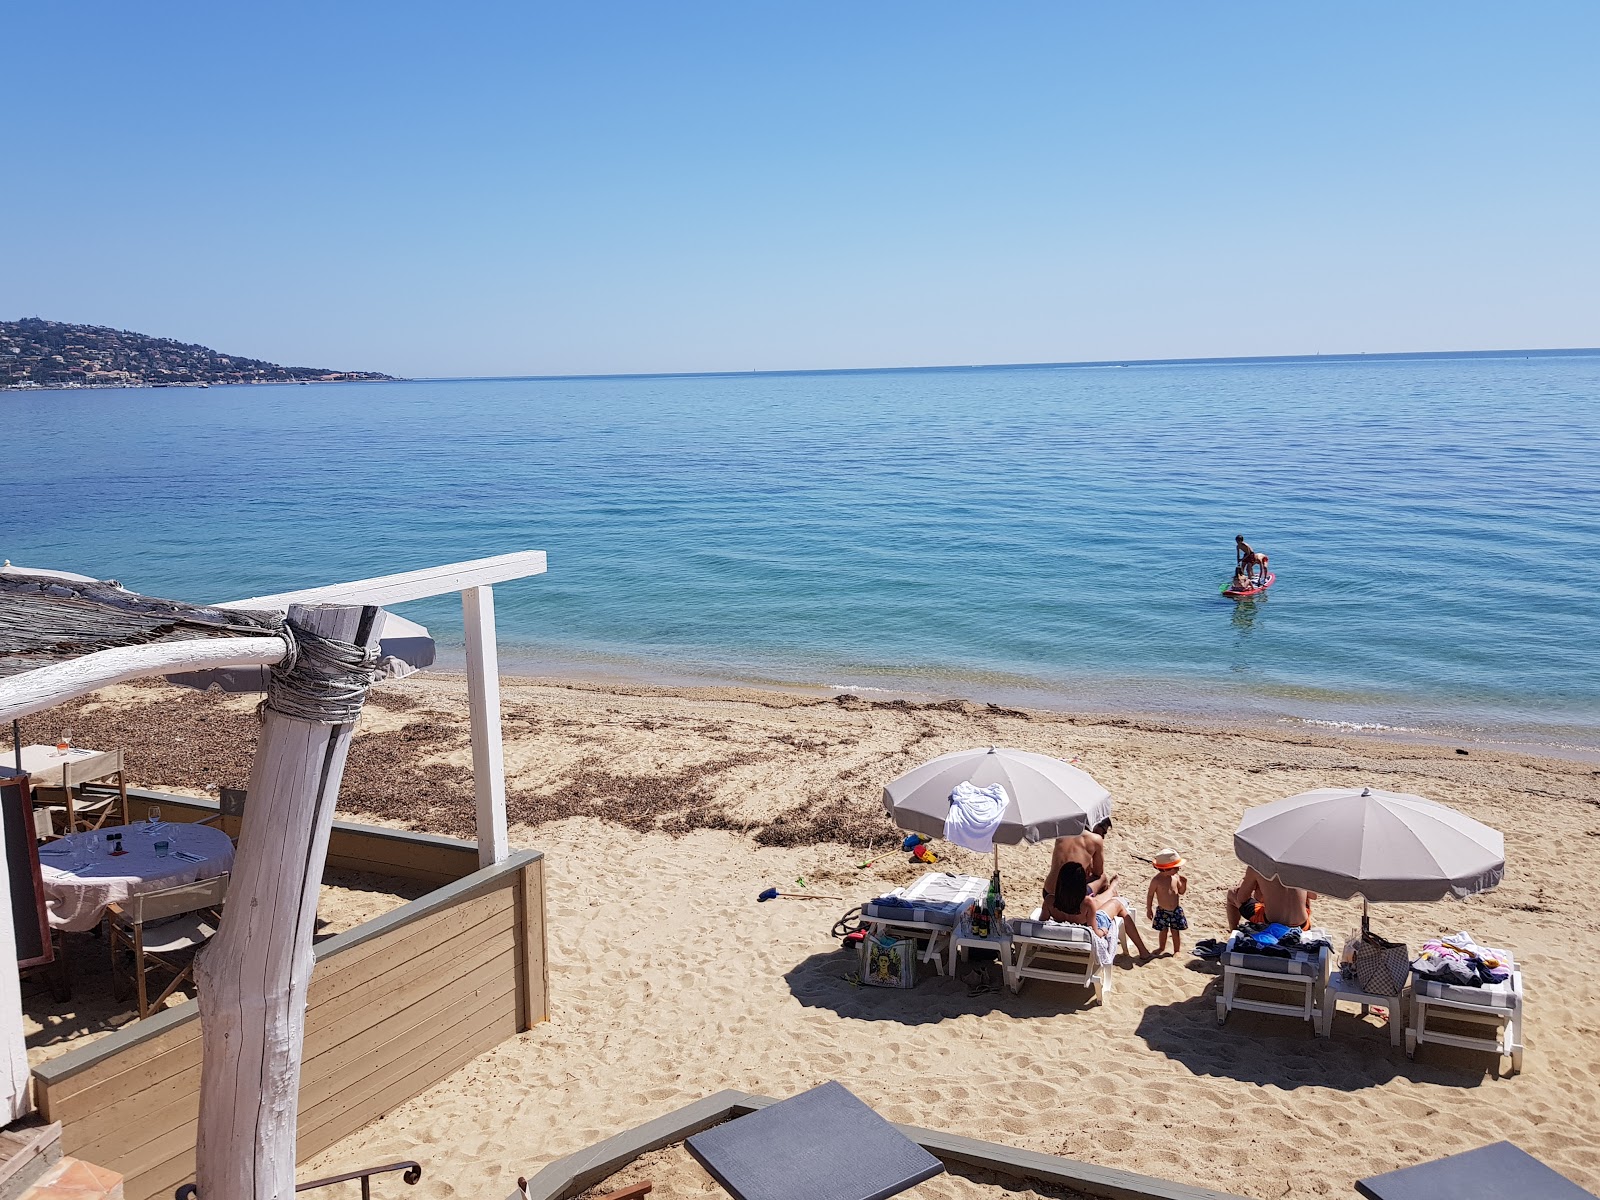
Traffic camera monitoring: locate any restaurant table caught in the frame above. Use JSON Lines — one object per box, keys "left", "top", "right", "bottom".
{"left": 39, "top": 822, "right": 235, "bottom": 933}
{"left": 0, "top": 744, "right": 112, "bottom": 788}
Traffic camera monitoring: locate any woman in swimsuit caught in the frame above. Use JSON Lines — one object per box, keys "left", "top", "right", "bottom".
{"left": 1235, "top": 535, "right": 1268, "bottom": 584}
{"left": 1048, "top": 862, "right": 1152, "bottom": 959}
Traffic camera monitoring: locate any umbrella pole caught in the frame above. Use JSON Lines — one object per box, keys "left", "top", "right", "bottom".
{"left": 1361, "top": 897, "right": 1369, "bottom": 938}
{"left": 10, "top": 720, "right": 19, "bottom": 773}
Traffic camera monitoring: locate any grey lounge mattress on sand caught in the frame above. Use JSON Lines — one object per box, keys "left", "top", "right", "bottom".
{"left": 687, "top": 1081, "right": 943, "bottom": 1200}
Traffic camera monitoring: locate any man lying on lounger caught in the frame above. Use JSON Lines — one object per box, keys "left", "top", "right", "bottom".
{"left": 1225, "top": 865, "right": 1315, "bottom": 932}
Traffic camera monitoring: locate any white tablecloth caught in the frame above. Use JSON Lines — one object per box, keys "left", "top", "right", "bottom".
{"left": 0, "top": 744, "right": 109, "bottom": 788}
{"left": 40, "top": 822, "right": 235, "bottom": 932}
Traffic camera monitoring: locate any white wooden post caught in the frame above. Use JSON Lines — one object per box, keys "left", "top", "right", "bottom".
{"left": 462, "top": 585, "right": 509, "bottom": 866}
{"left": 192, "top": 603, "right": 381, "bottom": 1200}
{"left": 0, "top": 846, "right": 30, "bottom": 1123}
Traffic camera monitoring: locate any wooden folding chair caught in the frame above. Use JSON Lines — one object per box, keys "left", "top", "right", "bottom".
{"left": 108, "top": 873, "right": 229, "bottom": 1018}
{"left": 197, "top": 786, "right": 247, "bottom": 836}
{"left": 33, "top": 749, "right": 129, "bottom": 835}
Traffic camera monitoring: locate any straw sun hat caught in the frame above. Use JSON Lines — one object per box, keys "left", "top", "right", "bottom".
{"left": 1152, "top": 848, "right": 1184, "bottom": 870}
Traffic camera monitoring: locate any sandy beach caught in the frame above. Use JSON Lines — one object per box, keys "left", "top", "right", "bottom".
{"left": 28, "top": 675, "right": 1600, "bottom": 1198}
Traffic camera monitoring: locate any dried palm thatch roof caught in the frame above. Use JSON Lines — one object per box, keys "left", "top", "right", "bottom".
{"left": 0, "top": 571, "right": 281, "bottom": 680}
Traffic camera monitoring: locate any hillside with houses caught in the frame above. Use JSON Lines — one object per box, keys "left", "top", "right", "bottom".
{"left": 0, "top": 318, "right": 396, "bottom": 388}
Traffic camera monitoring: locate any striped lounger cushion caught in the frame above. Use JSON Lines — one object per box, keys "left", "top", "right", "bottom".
{"left": 862, "top": 874, "right": 987, "bottom": 927}
{"left": 1223, "top": 934, "right": 1328, "bottom": 976}
{"left": 1414, "top": 976, "right": 1518, "bottom": 1008}
{"left": 1009, "top": 919, "right": 1097, "bottom": 943}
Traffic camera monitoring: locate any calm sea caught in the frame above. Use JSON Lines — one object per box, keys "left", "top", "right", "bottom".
{"left": 5, "top": 354, "right": 1599, "bottom": 752}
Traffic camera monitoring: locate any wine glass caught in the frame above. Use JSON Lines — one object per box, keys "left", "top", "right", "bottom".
{"left": 147, "top": 804, "right": 162, "bottom": 834}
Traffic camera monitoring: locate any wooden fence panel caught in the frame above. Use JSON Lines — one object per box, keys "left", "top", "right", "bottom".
{"left": 33, "top": 848, "right": 546, "bottom": 1200}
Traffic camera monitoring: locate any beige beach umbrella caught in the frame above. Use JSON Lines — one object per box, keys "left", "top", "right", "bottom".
{"left": 884, "top": 746, "right": 1110, "bottom": 846}
{"left": 882, "top": 746, "right": 1110, "bottom": 893}
{"left": 1233, "top": 786, "right": 1504, "bottom": 930}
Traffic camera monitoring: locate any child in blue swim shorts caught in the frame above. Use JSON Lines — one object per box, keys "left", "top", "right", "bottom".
{"left": 1146, "top": 848, "right": 1189, "bottom": 956}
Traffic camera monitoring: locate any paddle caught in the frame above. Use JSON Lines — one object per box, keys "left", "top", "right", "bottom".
{"left": 758, "top": 887, "right": 843, "bottom": 902}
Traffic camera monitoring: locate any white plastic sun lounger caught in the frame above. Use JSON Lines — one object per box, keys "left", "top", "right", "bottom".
{"left": 1406, "top": 969, "right": 1524, "bottom": 1074}
{"left": 860, "top": 874, "right": 987, "bottom": 977}
{"left": 1218, "top": 931, "right": 1330, "bottom": 1027}
{"left": 1003, "top": 908, "right": 1126, "bottom": 1003}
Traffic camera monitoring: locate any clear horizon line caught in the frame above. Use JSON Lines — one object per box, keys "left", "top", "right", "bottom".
{"left": 411, "top": 344, "right": 1600, "bottom": 385}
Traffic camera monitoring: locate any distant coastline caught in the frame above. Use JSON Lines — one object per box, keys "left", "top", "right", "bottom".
{"left": 0, "top": 317, "right": 397, "bottom": 391}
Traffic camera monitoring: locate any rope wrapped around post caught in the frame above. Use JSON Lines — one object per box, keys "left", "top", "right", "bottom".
{"left": 265, "top": 619, "right": 383, "bottom": 725}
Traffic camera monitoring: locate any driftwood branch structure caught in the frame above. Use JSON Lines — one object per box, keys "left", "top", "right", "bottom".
{"left": 193, "top": 602, "right": 383, "bottom": 1200}
{"left": 0, "top": 572, "right": 281, "bottom": 679}
{"left": 0, "top": 552, "right": 547, "bottom": 1185}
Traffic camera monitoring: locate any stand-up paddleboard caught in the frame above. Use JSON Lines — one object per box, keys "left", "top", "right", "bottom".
{"left": 1222, "top": 571, "right": 1275, "bottom": 599}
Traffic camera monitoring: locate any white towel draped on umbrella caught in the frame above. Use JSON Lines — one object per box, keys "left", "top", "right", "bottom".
{"left": 944, "top": 781, "right": 1009, "bottom": 852}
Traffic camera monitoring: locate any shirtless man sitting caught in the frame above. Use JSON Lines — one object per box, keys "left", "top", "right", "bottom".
{"left": 1044, "top": 818, "right": 1117, "bottom": 912}
{"left": 1225, "top": 864, "right": 1315, "bottom": 932}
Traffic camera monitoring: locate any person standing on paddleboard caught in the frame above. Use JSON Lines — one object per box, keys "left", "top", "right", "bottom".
{"left": 1235, "top": 535, "right": 1269, "bottom": 584}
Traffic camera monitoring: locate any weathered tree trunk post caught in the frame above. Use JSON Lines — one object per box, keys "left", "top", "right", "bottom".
{"left": 192, "top": 602, "right": 382, "bottom": 1199}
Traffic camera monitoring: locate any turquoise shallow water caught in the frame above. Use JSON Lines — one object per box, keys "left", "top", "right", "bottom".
{"left": 4, "top": 354, "right": 1599, "bottom": 750}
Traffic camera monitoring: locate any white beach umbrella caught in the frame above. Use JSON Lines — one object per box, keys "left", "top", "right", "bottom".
{"left": 1234, "top": 786, "right": 1504, "bottom": 929}
{"left": 882, "top": 746, "right": 1111, "bottom": 896}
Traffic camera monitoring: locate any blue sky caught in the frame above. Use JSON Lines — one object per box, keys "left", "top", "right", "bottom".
{"left": 3, "top": 3, "right": 1596, "bottom": 377}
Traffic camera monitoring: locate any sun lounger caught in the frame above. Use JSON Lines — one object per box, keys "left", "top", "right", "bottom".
{"left": 1406, "top": 969, "right": 1524, "bottom": 1074}
{"left": 1003, "top": 908, "right": 1126, "bottom": 1002}
{"left": 1218, "top": 930, "right": 1330, "bottom": 1028}
{"left": 860, "top": 873, "right": 987, "bottom": 977}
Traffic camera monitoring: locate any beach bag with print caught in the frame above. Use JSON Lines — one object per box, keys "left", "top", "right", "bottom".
{"left": 861, "top": 934, "right": 916, "bottom": 988}
{"left": 1352, "top": 930, "right": 1409, "bottom": 996}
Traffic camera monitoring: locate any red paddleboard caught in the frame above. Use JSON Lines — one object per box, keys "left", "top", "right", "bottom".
{"left": 1222, "top": 571, "right": 1275, "bottom": 599}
